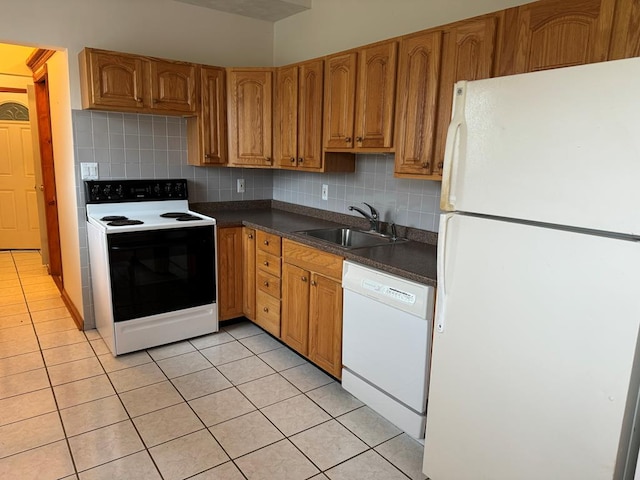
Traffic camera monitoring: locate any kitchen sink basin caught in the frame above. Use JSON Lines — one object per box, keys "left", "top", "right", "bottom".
{"left": 296, "top": 227, "right": 407, "bottom": 249}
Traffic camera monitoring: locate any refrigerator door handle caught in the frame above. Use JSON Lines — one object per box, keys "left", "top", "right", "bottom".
{"left": 435, "top": 213, "right": 453, "bottom": 333}
{"left": 440, "top": 82, "right": 467, "bottom": 212}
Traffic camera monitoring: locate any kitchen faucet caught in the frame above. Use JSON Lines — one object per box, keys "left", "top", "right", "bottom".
{"left": 348, "top": 202, "right": 380, "bottom": 233}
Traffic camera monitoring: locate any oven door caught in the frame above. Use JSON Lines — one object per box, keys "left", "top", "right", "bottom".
{"left": 107, "top": 225, "right": 216, "bottom": 322}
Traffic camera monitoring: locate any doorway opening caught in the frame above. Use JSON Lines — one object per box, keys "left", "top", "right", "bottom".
{"left": 0, "top": 43, "right": 63, "bottom": 290}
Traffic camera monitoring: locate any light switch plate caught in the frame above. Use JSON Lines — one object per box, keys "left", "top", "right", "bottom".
{"left": 80, "top": 162, "right": 98, "bottom": 180}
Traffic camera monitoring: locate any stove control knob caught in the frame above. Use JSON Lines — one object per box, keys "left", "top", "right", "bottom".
{"left": 103, "top": 185, "right": 111, "bottom": 198}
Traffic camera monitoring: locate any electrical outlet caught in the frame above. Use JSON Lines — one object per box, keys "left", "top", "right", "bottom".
{"left": 321, "top": 184, "right": 329, "bottom": 201}
{"left": 237, "top": 178, "right": 245, "bottom": 193}
{"left": 80, "top": 162, "right": 98, "bottom": 180}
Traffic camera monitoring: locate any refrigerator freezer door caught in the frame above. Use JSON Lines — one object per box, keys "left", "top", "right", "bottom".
{"left": 424, "top": 214, "right": 640, "bottom": 480}
{"left": 441, "top": 57, "right": 640, "bottom": 236}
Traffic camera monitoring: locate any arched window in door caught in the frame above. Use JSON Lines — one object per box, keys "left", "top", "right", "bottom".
{"left": 0, "top": 102, "right": 29, "bottom": 121}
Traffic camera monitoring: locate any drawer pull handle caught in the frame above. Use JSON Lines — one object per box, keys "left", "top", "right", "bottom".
{"left": 263, "top": 261, "right": 269, "bottom": 266}
{"left": 264, "top": 281, "right": 269, "bottom": 287}
{"left": 263, "top": 307, "right": 269, "bottom": 312}
{"left": 301, "top": 276, "right": 307, "bottom": 282}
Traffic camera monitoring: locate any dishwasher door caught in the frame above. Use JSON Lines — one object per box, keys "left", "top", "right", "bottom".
{"left": 341, "top": 261, "right": 435, "bottom": 438}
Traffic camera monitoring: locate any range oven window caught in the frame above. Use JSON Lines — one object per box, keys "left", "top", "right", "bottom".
{"left": 107, "top": 226, "right": 216, "bottom": 322}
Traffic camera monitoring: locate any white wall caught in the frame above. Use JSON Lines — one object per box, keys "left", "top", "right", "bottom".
{"left": 273, "top": 0, "right": 533, "bottom": 64}
{"left": 1, "top": 0, "right": 275, "bottom": 108}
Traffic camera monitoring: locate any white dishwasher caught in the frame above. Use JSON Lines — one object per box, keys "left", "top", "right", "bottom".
{"left": 342, "top": 261, "right": 435, "bottom": 439}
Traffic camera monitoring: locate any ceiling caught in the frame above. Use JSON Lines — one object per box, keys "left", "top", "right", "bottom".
{"left": 172, "top": 0, "right": 312, "bottom": 22}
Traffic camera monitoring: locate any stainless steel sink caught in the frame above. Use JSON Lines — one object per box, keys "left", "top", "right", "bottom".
{"left": 296, "top": 227, "right": 407, "bottom": 249}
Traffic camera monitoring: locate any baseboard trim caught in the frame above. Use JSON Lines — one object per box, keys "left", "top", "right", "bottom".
{"left": 61, "top": 289, "right": 84, "bottom": 330}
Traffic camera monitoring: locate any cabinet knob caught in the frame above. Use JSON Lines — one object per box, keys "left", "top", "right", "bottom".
{"left": 263, "top": 261, "right": 269, "bottom": 266}
{"left": 437, "top": 162, "right": 444, "bottom": 169}
{"left": 311, "top": 280, "right": 317, "bottom": 286}
{"left": 345, "top": 137, "right": 352, "bottom": 143}
{"left": 263, "top": 307, "right": 269, "bottom": 312}
{"left": 264, "top": 281, "right": 269, "bottom": 287}
{"left": 248, "top": 234, "right": 253, "bottom": 239}
{"left": 263, "top": 240, "right": 269, "bottom": 245}
{"left": 301, "top": 276, "right": 307, "bottom": 282}
{"left": 290, "top": 157, "right": 296, "bottom": 163}
{"left": 205, "top": 153, "right": 213, "bottom": 159}
{"left": 265, "top": 157, "right": 272, "bottom": 164}
{"left": 298, "top": 157, "right": 304, "bottom": 164}
{"left": 356, "top": 136, "right": 363, "bottom": 142}
{"left": 421, "top": 162, "right": 430, "bottom": 169}
{"left": 135, "top": 97, "right": 143, "bottom": 103}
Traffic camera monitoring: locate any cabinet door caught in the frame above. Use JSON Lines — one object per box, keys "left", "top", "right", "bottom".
{"left": 150, "top": 61, "right": 197, "bottom": 113}
{"left": 308, "top": 273, "right": 343, "bottom": 379}
{"left": 217, "top": 227, "right": 243, "bottom": 321}
{"left": 609, "top": 0, "right": 640, "bottom": 59}
{"left": 84, "top": 49, "right": 146, "bottom": 109}
{"left": 323, "top": 52, "right": 357, "bottom": 149}
{"left": 297, "top": 60, "right": 324, "bottom": 169}
{"left": 242, "top": 227, "right": 256, "bottom": 321}
{"left": 394, "top": 30, "right": 442, "bottom": 177}
{"left": 274, "top": 65, "right": 299, "bottom": 168}
{"left": 281, "top": 263, "right": 310, "bottom": 355}
{"left": 227, "top": 69, "right": 273, "bottom": 167}
{"left": 199, "top": 66, "right": 227, "bottom": 165}
{"left": 355, "top": 41, "right": 398, "bottom": 149}
{"left": 496, "top": 0, "right": 616, "bottom": 76}
{"left": 433, "top": 17, "right": 498, "bottom": 176}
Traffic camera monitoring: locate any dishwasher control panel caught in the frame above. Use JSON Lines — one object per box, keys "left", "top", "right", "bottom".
{"left": 362, "top": 279, "right": 416, "bottom": 304}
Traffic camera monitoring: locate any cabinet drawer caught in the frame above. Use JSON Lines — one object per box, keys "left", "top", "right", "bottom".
{"left": 256, "top": 290, "right": 281, "bottom": 337}
{"left": 257, "top": 270, "right": 281, "bottom": 298}
{"left": 283, "top": 239, "right": 343, "bottom": 281}
{"left": 257, "top": 230, "right": 282, "bottom": 256}
{"left": 257, "top": 250, "right": 281, "bottom": 277}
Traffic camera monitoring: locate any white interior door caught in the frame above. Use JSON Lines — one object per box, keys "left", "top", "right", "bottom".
{"left": 424, "top": 213, "right": 640, "bottom": 480}
{"left": 0, "top": 115, "right": 40, "bottom": 249}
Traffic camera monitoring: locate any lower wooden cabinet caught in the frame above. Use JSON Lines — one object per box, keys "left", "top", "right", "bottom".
{"left": 308, "top": 273, "right": 343, "bottom": 377}
{"left": 254, "top": 230, "right": 282, "bottom": 337}
{"left": 282, "top": 239, "right": 343, "bottom": 378}
{"left": 242, "top": 227, "right": 256, "bottom": 321}
{"left": 217, "top": 226, "right": 244, "bottom": 321}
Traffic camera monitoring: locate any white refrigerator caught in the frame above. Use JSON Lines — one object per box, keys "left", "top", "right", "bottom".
{"left": 424, "top": 57, "right": 640, "bottom": 480}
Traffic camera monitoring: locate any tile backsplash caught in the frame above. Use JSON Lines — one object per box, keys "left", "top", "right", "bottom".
{"left": 272, "top": 155, "right": 442, "bottom": 232}
{"left": 72, "top": 110, "right": 441, "bottom": 327}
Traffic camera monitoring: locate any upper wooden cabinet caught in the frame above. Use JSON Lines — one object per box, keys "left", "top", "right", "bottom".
{"left": 355, "top": 41, "right": 398, "bottom": 150}
{"left": 227, "top": 68, "right": 273, "bottom": 167}
{"left": 323, "top": 41, "right": 398, "bottom": 152}
{"left": 393, "top": 30, "right": 443, "bottom": 179}
{"left": 79, "top": 48, "right": 197, "bottom": 114}
{"left": 433, "top": 16, "right": 499, "bottom": 176}
{"left": 496, "top": 0, "right": 617, "bottom": 76}
{"left": 323, "top": 52, "right": 358, "bottom": 150}
{"left": 187, "top": 66, "right": 227, "bottom": 166}
{"left": 274, "top": 60, "right": 324, "bottom": 170}
{"left": 609, "top": 0, "right": 640, "bottom": 59}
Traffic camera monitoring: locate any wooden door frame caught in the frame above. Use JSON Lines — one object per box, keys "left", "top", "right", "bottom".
{"left": 26, "top": 49, "right": 63, "bottom": 291}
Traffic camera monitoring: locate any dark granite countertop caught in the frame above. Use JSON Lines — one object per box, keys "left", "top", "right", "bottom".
{"left": 190, "top": 201, "right": 438, "bottom": 287}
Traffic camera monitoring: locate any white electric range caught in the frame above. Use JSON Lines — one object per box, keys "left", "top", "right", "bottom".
{"left": 85, "top": 179, "right": 218, "bottom": 355}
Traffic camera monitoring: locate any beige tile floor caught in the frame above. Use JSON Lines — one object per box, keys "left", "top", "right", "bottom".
{"left": 0, "top": 250, "right": 428, "bottom": 480}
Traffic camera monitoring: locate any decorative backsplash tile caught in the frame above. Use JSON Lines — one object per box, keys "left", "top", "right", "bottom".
{"left": 272, "top": 154, "right": 442, "bottom": 232}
